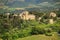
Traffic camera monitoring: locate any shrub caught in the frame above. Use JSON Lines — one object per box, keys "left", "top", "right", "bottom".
{"left": 0, "top": 27, "right": 32, "bottom": 40}
{"left": 57, "top": 29, "right": 60, "bottom": 34}
{"left": 44, "top": 28, "right": 52, "bottom": 36}
{"left": 50, "top": 24, "right": 60, "bottom": 32}
{"left": 31, "top": 27, "right": 45, "bottom": 35}
{"left": 45, "top": 33, "right": 52, "bottom": 36}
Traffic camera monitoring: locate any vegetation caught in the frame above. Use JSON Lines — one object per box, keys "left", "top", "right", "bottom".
{"left": 0, "top": 8, "right": 60, "bottom": 40}
{"left": 17, "top": 33, "right": 58, "bottom": 40}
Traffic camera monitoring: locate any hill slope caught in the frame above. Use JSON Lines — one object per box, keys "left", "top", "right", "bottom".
{"left": 17, "top": 33, "right": 59, "bottom": 40}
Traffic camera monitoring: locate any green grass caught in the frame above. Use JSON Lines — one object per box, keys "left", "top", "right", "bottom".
{"left": 17, "top": 33, "right": 59, "bottom": 40}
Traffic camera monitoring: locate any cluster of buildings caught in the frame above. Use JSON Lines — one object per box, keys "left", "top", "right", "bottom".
{"left": 5, "top": 11, "right": 35, "bottom": 20}
{"left": 5, "top": 11, "right": 57, "bottom": 24}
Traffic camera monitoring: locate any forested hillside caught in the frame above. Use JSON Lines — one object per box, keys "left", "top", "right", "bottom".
{"left": 0, "top": 0, "right": 60, "bottom": 8}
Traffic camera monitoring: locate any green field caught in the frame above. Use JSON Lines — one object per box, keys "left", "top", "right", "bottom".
{"left": 17, "top": 33, "right": 59, "bottom": 40}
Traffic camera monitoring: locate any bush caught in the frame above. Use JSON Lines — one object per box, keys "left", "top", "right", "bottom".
{"left": 31, "top": 27, "right": 45, "bottom": 35}
{"left": 0, "top": 14, "right": 60, "bottom": 40}
{"left": 18, "top": 27, "right": 32, "bottom": 38}
{"left": 44, "top": 28, "right": 52, "bottom": 36}
{"left": 0, "top": 27, "right": 32, "bottom": 40}
{"left": 57, "top": 29, "right": 60, "bottom": 34}
{"left": 45, "top": 33, "right": 52, "bottom": 36}
{"left": 50, "top": 24, "right": 60, "bottom": 32}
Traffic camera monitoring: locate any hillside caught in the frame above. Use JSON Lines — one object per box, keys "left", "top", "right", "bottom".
{"left": 17, "top": 33, "right": 59, "bottom": 40}
{"left": 0, "top": 0, "right": 60, "bottom": 8}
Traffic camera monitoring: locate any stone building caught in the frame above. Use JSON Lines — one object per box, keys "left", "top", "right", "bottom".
{"left": 19, "top": 11, "right": 35, "bottom": 20}
{"left": 49, "top": 12, "right": 57, "bottom": 24}
{"left": 49, "top": 19, "right": 54, "bottom": 24}
{"left": 50, "top": 12, "right": 57, "bottom": 18}
{"left": 5, "top": 13, "right": 10, "bottom": 19}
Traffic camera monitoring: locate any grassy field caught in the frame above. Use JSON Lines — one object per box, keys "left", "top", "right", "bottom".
{"left": 17, "top": 33, "right": 59, "bottom": 40}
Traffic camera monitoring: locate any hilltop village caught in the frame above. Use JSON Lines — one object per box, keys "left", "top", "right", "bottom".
{"left": 0, "top": 0, "right": 60, "bottom": 40}
{"left": 2, "top": 10, "right": 58, "bottom": 24}
{"left": 0, "top": 8, "right": 60, "bottom": 40}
